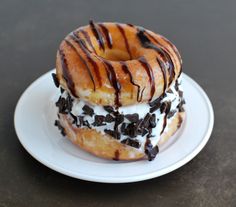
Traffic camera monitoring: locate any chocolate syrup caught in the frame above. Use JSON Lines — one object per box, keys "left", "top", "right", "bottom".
{"left": 102, "top": 60, "right": 121, "bottom": 107}
{"left": 156, "top": 57, "right": 167, "bottom": 95}
{"left": 116, "top": 24, "right": 132, "bottom": 59}
{"left": 64, "top": 39, "right": 96, "bottom": 91}
{"left": 113, "top": 150, "right": 120, "bottom": 161}
{"left": 89, "top": 20, "right": 105, "bottom": 51}
{"left": 58, "top": 49, "right": 77, "bottom": 97}
{"left": 138, "top": 57, "right": 155, "bottom": 101}
{"left": 137, "top": 28, "right": 175, "bottom": 86}
{"left": 120, "top": 61, "right": 141, "bottom": 102}
{"left": 79, "top": 29, "right": 97, "bottom": 54}
{"left": 98, "top": 23, "right": 113, "bottom": 49}
{"left": 70, "top": 32, "right": 102, "bottom": 86}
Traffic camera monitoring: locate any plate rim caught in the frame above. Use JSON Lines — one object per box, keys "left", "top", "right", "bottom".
{"left": 14, "top": 70, "right": 214, "bottom": 183}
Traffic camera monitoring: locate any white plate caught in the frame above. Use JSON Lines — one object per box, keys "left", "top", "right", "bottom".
{"left": 14, "top": 70, "right": 214, "bottom": 183}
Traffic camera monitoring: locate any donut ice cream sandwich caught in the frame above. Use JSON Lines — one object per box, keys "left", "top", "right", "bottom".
{"left": 52, "top": 21, "right": 185, "bottom": 161}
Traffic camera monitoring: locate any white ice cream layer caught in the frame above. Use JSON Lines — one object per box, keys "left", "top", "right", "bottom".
{"left": 67, "top": 76, "right": 183, "bottom": 152}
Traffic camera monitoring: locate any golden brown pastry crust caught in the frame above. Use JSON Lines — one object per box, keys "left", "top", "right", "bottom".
{"left": 56, "top": 22, "right": 182, "bottom": 106}
{"left": 59, "top": 112, "right": 185, "bottom": 161}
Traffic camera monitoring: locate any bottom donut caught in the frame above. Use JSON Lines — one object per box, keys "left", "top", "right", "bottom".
{"left": 58, "top": 112, "right": 185, "bottom": 161}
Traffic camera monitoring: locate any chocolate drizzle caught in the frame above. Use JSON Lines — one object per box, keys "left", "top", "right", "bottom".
{"left": 70, "top": 32, "right": 102, "bottom": 86}
{"left": 138, "top": 56, "right": 155, "bottom": 101}
{"left": 116, "top": 24, "right": 132, "bottom": 59}
{"left": 102, "top": 60, "right": 121, "bottom": 107}
{"left": 89, "top": 20, "right": 105, "bottom": 51}
{"left": 137, "top": 28, "right": 175, "bottom": 86}
{"left": 79, "top": 29, "right": 97, "bottom": 54}
{"left": 64, "top": 39, "right": 96, "bottom": 91}
{"left": 113, "top": 150, "right": 120, "bottom": 161}
{"left": 98, "top": 23, "right": 113, "bottom": 49}
{"left": 58, "top": 49, "right": 77, "bottom": 97}
{"left": 156, "top": 57, "right": 167, "bottom": 95}
{"left": 120, "top": 61, "right": 141, "bottom": 102}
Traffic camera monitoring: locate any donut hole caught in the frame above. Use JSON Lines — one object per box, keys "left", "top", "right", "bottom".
{"left": 98, "top": 49, "right": 132, "bottom": 61}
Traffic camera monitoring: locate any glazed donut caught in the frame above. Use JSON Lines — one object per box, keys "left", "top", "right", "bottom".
{"left": 53, "top": 21, "right": 185, "bottom": 161}
{"left": 56, "top": 21, "right": 182, "bottom": 106}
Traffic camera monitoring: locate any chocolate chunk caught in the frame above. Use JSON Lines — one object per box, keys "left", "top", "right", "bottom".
{"left": 70, "top": 113, "right": 77, "bottom": 125}
{"left": 160, "top": 102, "right": 171, "bottom": 114}
{"left": 93, "top": 115, "right": 106, "bottom": 126}
{"left": 121, "top": 138, "right": 141, "bottom": 148}
{"left": 178, "top": 90, "right": 183, "bottom": 98}
{"left": 142, "top": 113, "right": 151, "bottom": 128}
{"left": 60, "top": 87, "right": 65, "bottom": 94}
{"left": 52, "top": 73, "right": 59, "bottom": 88}
{"left": 120, "top": 123, "right": 127, "bottom": 133}
{"left": 82, "top": 105, "right": 94, "bottom": 116}
{"left": 150, "top": 114, "right": 156, "bottom": 128}
{"left": 55, "top": 94, "right": 73, "bottom": 114}
{"left": 78, "top": 116, "right": 84, "bottom": 127}
{"left": 150, "top": 101, "right": 162, "bottom": 113}
{"left": 83, "top": 120, "right": 91, "bottom": 128}
{"left": 103, "top": 106, "right": 114, "bottom": 113}
{"left": 167, "top": 110, "right": 177, "bottom": 119}
{"left": 115, "top": 114, "right": 124, "bottom": 125}
{"left": 124, "top": 123, "right": 137, "bottom": 138}
{"left": 167, "top": 88, "right": 173, "bottom": 94}
{"left": 135, "top": 119, "right": 144, "bottom": 135}
{"left": 175, "top": 81, "right": 179, "bottom": 91}
{"left": 54, "top": 120, "right": 66, "bottom": 136}
{"left": 142, "top": 128, "right": 149, "bottom": 136}
{"left": 149, "top": 96, "right": 163, "bottom": 107}
{"left": 104, "top": 129, "right": 120, "bottom": 139}
{"left": 125, "top": 113, "right": 139, "bottom": 123}
{"left": 105, "top": 114, "right": 115, "bottom": 123}
{"left": 145, "top": 139, "right": 159, "bottom": 161}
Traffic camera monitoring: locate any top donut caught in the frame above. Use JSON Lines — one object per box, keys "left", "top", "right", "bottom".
{"left": 56, "top": 21, "right": 182, "bottom": 107}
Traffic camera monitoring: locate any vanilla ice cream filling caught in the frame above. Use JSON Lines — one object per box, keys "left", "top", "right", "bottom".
{"left": 59, "top": 76, "right": 184, "bottom": 152}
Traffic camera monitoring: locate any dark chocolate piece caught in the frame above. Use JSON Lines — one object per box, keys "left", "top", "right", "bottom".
{"left": 103, "top": 106, "right": 114, "bottom": 113}
{"left": 160, "top": 102, "right": 171, "bottom": 114}
{"left": 145, "top": 139, "right": 159, "bottom": 161}
{"left": 60, "top": 87, "right": 65, "bottom": 94}
{"left": 54, "top": 120, "right": 66, "bottom": 136}
{"left": 52, "top": 73, "right": 59, "bottom": 88}
{"left": 82, "top": 105, "right": 94, "bottom": 116}
{"left": 125, "top": 113, "right": 139, "bottom": 123}
{"left": 121, "top": 138, "right": 141, "bottom": 148}
{"left": 150, "top": 114, "right": 156, "bottom": 128}
{"left": 70, "top": 113, "right": 78, "bottom": 125}
{"left": 105, "top": 114, "right": 115, "bottom": 123}
{"left": 83, "top": 120, "right": 91, "bottom": 129}
{"left": 93, "top": 115, "right": 106, "bottom": 126}
{"left": 55, "top": 94, "right": 73, "bottom": 114}
{"left": 167, "top": 110, "right": 177, "bottom": 119}
{"left": 104, "top": 129, "right": 121, "bottom": 139}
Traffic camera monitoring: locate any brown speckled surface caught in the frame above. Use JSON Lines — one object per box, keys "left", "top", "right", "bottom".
{"left": 0, "top": 0, "right": 236, "bottom": 206}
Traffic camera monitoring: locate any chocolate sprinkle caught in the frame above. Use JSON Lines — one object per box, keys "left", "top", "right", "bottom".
{"left": 93, "top": 115, "right": 106, "bottom": 126}
{"left": 145, "top": 139, "right": 159, "bottom": 161}
{"left": 103, "top": 105, "right": 114, "bottom": 113}
{"left": 121, "top": 138, "right": 141, "bottom": 148}
{"left": 54, "top": 120, "right": 66, "bottom": 136}
{"left": 104, "top": 129, "right": 121, "bottom": 139}
{"left": 82, "top": 105, "right": 94, "bottom": 116}
{"left": 105, "top": 114, "right": 115, "bottom": 123}
{"left": 125, "top": 113, "right": 139, "bottom": 123}
{"left": 60, "top": 87, "right": 65, "bottom": 94}
{"left": 52, "top": 73, "right": 59, "bottom": 88}
{"left": 167, "top": 110, "right": 177, "bottom": 119}
{"left": 150, "top": 114, "right": 156, "bottom": 128}
{"left": 55, "top": 94, "right": 73, "bottom": 114}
